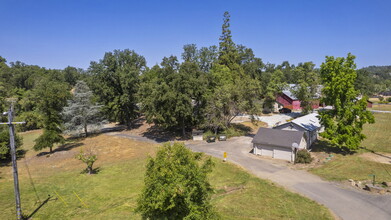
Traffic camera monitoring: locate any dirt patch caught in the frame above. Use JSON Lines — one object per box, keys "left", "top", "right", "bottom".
{"left": 359, "top": 152, "right": 391, "bottom": 164}
{"left": 291, "top": 151, "right": 337, "bottom": 169}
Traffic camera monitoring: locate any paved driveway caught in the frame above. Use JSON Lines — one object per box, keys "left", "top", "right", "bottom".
{"left": 186, "top": 137, "right": 391, "bottom": 220}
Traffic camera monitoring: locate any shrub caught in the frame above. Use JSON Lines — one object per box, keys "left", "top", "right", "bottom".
{"left": 76, "top": 148, "right": 97, "bottom": 174}
{"left": 295, "top": 150, "right": 313, "bottom": 164}
{"left": 387, "top": 97, "right": 391, "bottom": 103}
{"left": 136, "top": 142, "right": 218, "bottom": 219}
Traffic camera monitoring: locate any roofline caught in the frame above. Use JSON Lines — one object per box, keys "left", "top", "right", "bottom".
{"left": 252, "top": 139, "right": 305, "bottom": 149}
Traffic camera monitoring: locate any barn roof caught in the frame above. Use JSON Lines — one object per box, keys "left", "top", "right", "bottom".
{"left": 252, "top": 127, "right": 305, "bottom": 149}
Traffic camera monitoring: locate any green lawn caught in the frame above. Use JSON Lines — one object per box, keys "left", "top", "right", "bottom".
{"left": 361, "top": 113, "right": 391, "bottom": 153}
{"left": 0, "top": 132, "right": 333, "bottom": 220}
{"left": 310, "top": 154, "right": 391, "bottom": 182}
{"left": 310, "top": 113, "right": 391, "bottom": 182}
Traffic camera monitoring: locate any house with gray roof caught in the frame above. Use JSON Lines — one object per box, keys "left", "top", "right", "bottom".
{"left": 273, "top": 113, "right": 322, "bottom": 148}
{"left": 252, "top": 127, "right": 307, "bottom": 162}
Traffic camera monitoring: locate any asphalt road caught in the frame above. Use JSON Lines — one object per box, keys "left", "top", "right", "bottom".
{"left": 186, "top": 136, "right": 391, "bottom": 220}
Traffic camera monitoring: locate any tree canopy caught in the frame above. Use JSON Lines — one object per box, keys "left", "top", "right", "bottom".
{"left": 136, "top": 142, "right": 217, "bottom": 219}
{"left": 88, "top": 49, "right": 146, "bottom": 129}
{"left": 319, "top": 53, "right": 375, "bottom": 151}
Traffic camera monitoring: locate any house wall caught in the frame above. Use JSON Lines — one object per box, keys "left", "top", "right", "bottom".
{"left": 276, "top": 94, "right": 293, "bottom": 106}
{"left": 292, "top": 100, "right": 301, "bottom": 110}
{"left": 253, "top": 144, "right": 293, "bottom": 161}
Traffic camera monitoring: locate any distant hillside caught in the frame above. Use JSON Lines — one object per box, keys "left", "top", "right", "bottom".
{"left": 355, "top": 65, "right": 391, "bottom": 95}
{"left": 361, "top": 65, "right": 391, "bottom": 80}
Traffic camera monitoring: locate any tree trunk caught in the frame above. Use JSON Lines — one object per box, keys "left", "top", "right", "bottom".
{"left": 182, "top": 117, "right": 185, "bottom": 138}
{"left": 87, "top": 166, "right": 93, "bottom": 174}
{"left": 49, "top": 146, "right": 52, "bottom": 153}
{"left": 84, "top": 122, "right": 88, "bottom": 137}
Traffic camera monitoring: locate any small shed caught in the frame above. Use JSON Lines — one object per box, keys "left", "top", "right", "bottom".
{"left": 192, "top": 130, "right": 204, "bottom": 141}
{"left": 252, "top": 127, "right": 307, "bottom": 162}
{"left": 367, "top": 100, "right": 373, "bottom": 108}
{"left": 274, "top": 113, "right": 321, "bottom": 148}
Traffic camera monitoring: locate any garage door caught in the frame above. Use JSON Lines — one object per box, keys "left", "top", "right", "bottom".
{"left": 273, "top": 147, "right": 292, "bottom": 161}
{"left": 258, "top": 145, "right": 273, "bottom": 157}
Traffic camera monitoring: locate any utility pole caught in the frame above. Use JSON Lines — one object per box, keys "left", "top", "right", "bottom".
{"left": 0, "top": 99, "right": 25, "bottom": 220}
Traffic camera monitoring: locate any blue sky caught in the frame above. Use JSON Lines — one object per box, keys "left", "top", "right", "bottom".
{"left": 1, "top": 0, "right": 390, "bottom": 69}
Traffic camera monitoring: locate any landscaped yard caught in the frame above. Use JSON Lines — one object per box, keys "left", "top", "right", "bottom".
{"left": 0, "top": 131, "right": 333, "bottom": 219}
{"left": 310, "top": 113, "right": 391, "bottom": 183}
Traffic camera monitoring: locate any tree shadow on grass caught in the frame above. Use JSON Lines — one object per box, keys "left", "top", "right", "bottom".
{"left": 24, "top": 195, "right": 56, "bottom": 219}
{"left": 36, "top": 143, "right": 84, "bottom": 157}
{"left": 229, "top": 123, "right": 254, "bottom": 138}
{"left": 0, "top": 149, "right": 28, "bottom": 167}
{"left": 360, "top": 147, "right": 391, "bottom": 160}
{"left": 311, "top": 139, "right": 354, "bottom": 156}
{"left": 79, "top": 167, "right": 101, "bottom": 175}
{"left": 142, "top": 125, "right": 188, "bottom": 142}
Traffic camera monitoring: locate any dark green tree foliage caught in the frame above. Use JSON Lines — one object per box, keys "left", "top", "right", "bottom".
{"left": 218, "top": 12, "right": 240, "bottom": 68}
{"left": 136, "top": 142, "right": 216, "bottom": 220}
{"left": 62, "top": 81, "right": 105, "bottom": 137}
{"left": 360, "top": 65, "right": 391, "bottom": 93}
{"left": 291, "top": 62, "right": 319, "bottom": 114}
{"left": 354, "top": 69, "right": 376, "bottom": 96}
{"left": 262, "top": 69, "right": 287, "bottom": 111}
{"left": 63, "top": 66, "right": 81, "bottom": 86}
{"left": 88, "top": 49, "right": 146, "bottom": 129}
{"left": 319, "top": 53, "right": 375, "bottom": 151}
{"left": 204, "top": 11, "right": 262, "bottom": 131}
{"left": 34, "top": 78, "right": 70, "bottom": 152}
{"left": 0, "top": 128, "right": 22, "bottom": 159}
{"left": 139, "top": 56, "right": 206, "bottom": 136}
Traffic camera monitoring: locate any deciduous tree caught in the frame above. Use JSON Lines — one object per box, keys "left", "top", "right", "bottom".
{"left": 136, "top": 142, "right": 217, "bottom": 219}
{"left": 319, "top": 53, "right": 375, "bottom": 151}
{"left": 88, "top": 49, "right": 146, "bottom": 129}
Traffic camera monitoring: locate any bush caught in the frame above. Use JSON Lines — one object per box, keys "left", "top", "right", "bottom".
{"left": 295, "top": 150, "right": 313, "bottom": 164}
{"left": 15, "top": 111, "right": 44, "bottom": 132}
{"left": 387, "top": 97, "right": 391, "bottom": 103}
{"left": 0, "top": 129, "right": 22, "bottom": 159}
{"left": 76, "top": 148, "right": 97, "bottom": 174}
{"left": 136, "top": 142, "right": 218, "bottom": 219}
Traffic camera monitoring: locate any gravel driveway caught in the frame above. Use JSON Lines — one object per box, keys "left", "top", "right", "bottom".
{"left": 186, "top": 137, "right": 391, "bottom": 220}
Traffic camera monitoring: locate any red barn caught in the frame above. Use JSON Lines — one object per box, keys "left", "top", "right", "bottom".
{"left": 276, "top": 85, "right": 320, "bottom": 111}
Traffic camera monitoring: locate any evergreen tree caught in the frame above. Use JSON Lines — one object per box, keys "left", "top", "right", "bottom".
{"left": 34, "top": 78, "right": 70, "bottom": 153}
{"left": 319, "top": 53, "right": 375, "bottom": 151}
{"left": 62, "top": 81, "right": 105, "bottom": 137}
{"left": 136, "top": 142, "right": 217, "bottom": 219}
{"left": 0, "top": 128, "right": 22, "bottom": 159}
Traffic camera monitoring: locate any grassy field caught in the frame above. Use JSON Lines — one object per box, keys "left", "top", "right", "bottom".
{"left": 310, "top": 113, "right": 391, "bottom": 182}
{"left": 310, "top": 154, "right": 391, "bottom": 182}
{"left": 369, "top": 104, "right": 391, "bottom": 111}
{"left": 0, "top": 131, "right": 333, "bottom": 220}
